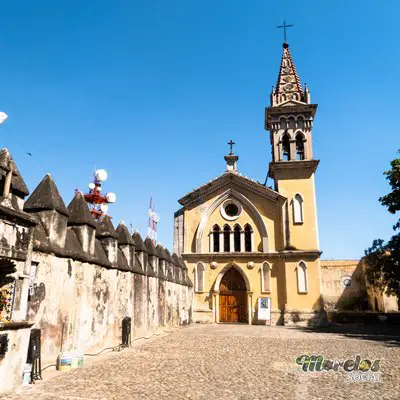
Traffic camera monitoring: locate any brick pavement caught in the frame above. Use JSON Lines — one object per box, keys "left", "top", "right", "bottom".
{"left": 4, "top": 324, "right": 400, "bottom": 400}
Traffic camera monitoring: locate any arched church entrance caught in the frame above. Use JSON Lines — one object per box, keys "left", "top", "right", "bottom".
{"left": 219, "top": 267, "right": 248, "bottom": 323}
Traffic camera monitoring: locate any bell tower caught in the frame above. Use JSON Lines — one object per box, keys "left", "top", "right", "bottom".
{"left": 265, "top": 42, "right": 320, "bottom": 251}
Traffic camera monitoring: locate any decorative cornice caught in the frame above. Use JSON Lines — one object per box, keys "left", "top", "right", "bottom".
{"left": 269, "top": 160, "right": 319, "bottom": 179}
{"left": 265, "top": 104, "right": 317, "bottom": 130}
{"left": 182, "top": 250, "right": 322, "bottom": 261}
{"left": 178, "top": 172, "right": 285, "bottom": 207}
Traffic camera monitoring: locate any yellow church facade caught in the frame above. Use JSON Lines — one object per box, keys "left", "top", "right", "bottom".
{"left": 174, "top": 42, "right": 324, "bottom": 326}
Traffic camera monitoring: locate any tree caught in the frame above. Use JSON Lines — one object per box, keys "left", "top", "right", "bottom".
{"left": 365, "top": 151, "right": 400, "bottom": 298}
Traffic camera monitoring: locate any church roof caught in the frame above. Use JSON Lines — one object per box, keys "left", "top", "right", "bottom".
{"left": 116, "top": 222, "right": 134, "bottom": 245}
{"left": 178, "top": 171, "right": 285, "bottom": 206}
{"left": 24, "top": 174, "right": 69, "bottom": 216}
{"left": 275, "top": 43, "right": 304, "bottom": 101}
{"left": 67, "top": 192, "right": 96, "bottom": 228}
{"left": 0, "top": 148, "right": 29, "bottom": 197}
{"left": 96, "top": 215, "right": 117, "bottom": 239}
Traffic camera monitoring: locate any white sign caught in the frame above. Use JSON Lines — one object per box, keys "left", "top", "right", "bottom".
{"left": 257, "top": 297, "right": 271, "bottom": 322}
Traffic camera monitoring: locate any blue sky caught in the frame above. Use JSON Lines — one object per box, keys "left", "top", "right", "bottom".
{"left": 0, "top": 1, "right": 398, "bottom": 259}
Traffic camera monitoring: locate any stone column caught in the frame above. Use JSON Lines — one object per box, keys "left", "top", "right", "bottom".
{"left": 248, "top": 293, "right": 252, "bottom": 325}
{"left": 290, "top": 139, "right": 298, "bottom": 161}
{"left": 215, "top": 293, "right": 220, "bottom": 323}
{"left": 219, "top": 232, "right": 224, "bottom": 253}
{"left": 303, "top": 138, "right": 309, "bottom": 160}
{"left": 251, "top": 231, "right": 254, "bottom": 252}
{"left": 209, "top": 233, "right": 214, "bottom": 253}
{"left": 212, "top": 293, "right": 216, "bottom": 322}
{"left": 240, "top": 231, "right": 245, "bottom": 252}
{"left": 230, "top": 231, "right": 234, "bottom": 252}
{"left": 277, "top": 141, "right": 282, "bottom": 161}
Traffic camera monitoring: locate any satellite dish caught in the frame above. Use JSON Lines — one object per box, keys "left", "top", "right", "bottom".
{"left": 95, "top": 169, "right": 108, "bottom": 181}
{"left": 0, "top": 112, "right": 8, "bottom": 125}
{"left": 100, "top": 203, "right": 108, "bottom": 213}
{"left": 88, "top": 182, "right": 95, "bottom": 190}
{"left": 106, "top": 192, "right": 116, "bottom": 203}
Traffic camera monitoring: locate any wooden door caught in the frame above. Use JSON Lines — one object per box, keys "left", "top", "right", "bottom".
{"left": 220, "top": 293, "right": 247, "bottom": 323}
{"left": 219, "top": 267, "right": 247, "bottom": 323}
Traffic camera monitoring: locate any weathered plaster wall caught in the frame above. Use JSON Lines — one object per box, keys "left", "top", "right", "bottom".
{"left": 321, "top": 260, "right": 368, "bottom": 311}
{"left": 0, "top": 326, "right": 31, "bottom": 395}
{"left": 27, "top": 251, "right": 192, "bottom": 365}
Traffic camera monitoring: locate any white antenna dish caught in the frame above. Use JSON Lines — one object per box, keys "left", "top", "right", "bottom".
{"left": 106, "top": 192, "right": 116, "bottom": 203}
{"left": 88, "top": 182, "right": 95, "bottom": 190}
{"left": 95, "top": 169, "right": 108, "bottom": 181}
{"left": 0, "top": 112, "right": 8, "bottom": 125}
{"left": 100, "top": 203, "right": 109, "bottom": 213}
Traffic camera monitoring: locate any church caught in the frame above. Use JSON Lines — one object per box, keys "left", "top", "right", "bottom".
{"left": 174, "top": 41, "right": 323, "bottom": 325}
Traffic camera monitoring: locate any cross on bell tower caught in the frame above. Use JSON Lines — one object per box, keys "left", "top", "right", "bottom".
{"left": 276, "top": 20, "right": 294, "bottom": 45}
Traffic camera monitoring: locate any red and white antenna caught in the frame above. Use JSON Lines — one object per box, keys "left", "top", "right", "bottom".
{"left": 82, "top": 169, "right": 117, "bottom": 219}
{"left": 147, "top": 194, "right": 160, "bottom": 242}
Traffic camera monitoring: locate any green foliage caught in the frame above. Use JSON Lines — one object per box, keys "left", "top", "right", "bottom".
{"left": 379, "top": 152, "right": 400, "bottom": 230}
{"left": 365, "top": 151, "right": 400, "bottom": 298}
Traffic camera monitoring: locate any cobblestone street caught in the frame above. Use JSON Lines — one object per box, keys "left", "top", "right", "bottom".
{"left": 4, "top": 324, "right": 400, "bottom": 400}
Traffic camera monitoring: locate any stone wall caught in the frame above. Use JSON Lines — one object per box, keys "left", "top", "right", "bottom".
{"left": 320, "top": 260, "right": 368, "bottom": 311}
{"left": 27, "top": 251, "right": 192, "bottom": 364}
{"left": 0, "top": 149, "right": 193, "bottom": 395}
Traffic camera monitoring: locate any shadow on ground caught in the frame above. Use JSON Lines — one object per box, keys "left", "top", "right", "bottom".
{"left": 291, "top": 323, "right": 400, "bottom": 346}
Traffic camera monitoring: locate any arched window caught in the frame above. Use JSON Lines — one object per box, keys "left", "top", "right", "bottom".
{"left": 288, "top": 117, "right": 295, "bottom": 129}
{"left": 293, "top": 194, "right": 304, "bottom": 224}
{"left": 280, "top": 117, "right": 287, "bottom": 130}
{"left": 234, "top": 225, "right": 241, "bottom": 252}
{"left": 297, "top": 261, "right": 308, "bottom": 293}
{"left": 244, "top": 224, "right": 252, "bottom": 252}
{"left": 223, "top": 225, "right": 231, "bottom": 252}
{"left": 281, "top": 133, "right": 291, "bottom": 161}
{"left": 297, "top": 117, "right": 305, "bottom": 130}
{"left": 292, "top": 93, "right": 299, "bottom": 100}
{"left": 296, "top": 133, "right": 305, "bottom": 160}
{"left": 261, "top": 262, "right": 271, "bottom": 293}
{"left": 195, "top": 262, "right": 205, "bottom": 292}
{"left": 280, "top": 94, "right": 286, "bottom": 103}
{"left": 212, "top": 225, "right": 220, "bottom": 252}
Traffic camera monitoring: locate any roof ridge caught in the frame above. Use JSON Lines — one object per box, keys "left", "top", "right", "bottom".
{"left": 178, "top": 172, "right": 284, "bottom": 206}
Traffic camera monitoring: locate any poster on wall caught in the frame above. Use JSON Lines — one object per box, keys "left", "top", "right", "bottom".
{"left": 257, "top": 297, "right": 271, "bottom": 323}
